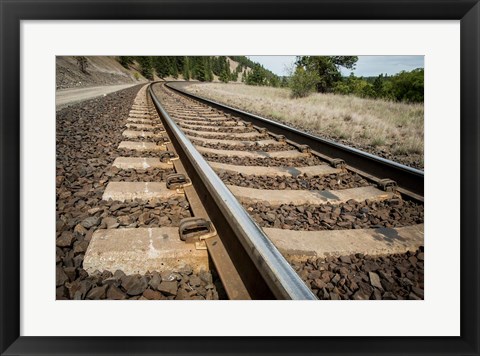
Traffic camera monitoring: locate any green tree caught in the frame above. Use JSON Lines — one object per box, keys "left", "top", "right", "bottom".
{"left": 235, "top": 64, "right": 243, "bottom": 74}
{"left": 384, "top": 68, "right": 424, "bottom": 102}
{"left": 268, "top": 75, "right": 280, "bottom": 87}
{"left": 372, "top": 74, "right": 384, "bottom": 98}
{"left": 332, "top": 81, "right": 352, "bottom": 95}
{"left": 182, "top": 56, "right": 191, "bottom": 80}
{"left": 245, "top": 64, "right": 267, "bottom": 85}
{"left": 296, "top": 56, "right": 358, "bottom": 93}
{"left": 204, "top": 57, "right": 213, "bottom": 81}
{"left": 212, "top": 56, "right": 226, "bottom": 76}
{"left": 137, "top": 56, "right": 153, "bottom": 80}
{"left": 190, "top": 56, "right": 211, "bottom": 82}
{"left": 219, "top": 66, "right": 231, "bottom": 83}
{"left": 241, "top": 69, "right": 247, "bottom": 82}
{"left": 164, "top": 57, "right": 179, "bottom": 79}
{"left": 289, "top": 66, "right": 320, "bottom": 98}
{"left": 331, "top": 68, "right": 423, "bottom": 102}
{"left": 153, "top": 57, "right": 170, "bottom": 78}
{"left": 361, "top": 82, "right": 376, "bottom": 98}
{"left": 118, "top": 56, "right": 134, "bottom": 68}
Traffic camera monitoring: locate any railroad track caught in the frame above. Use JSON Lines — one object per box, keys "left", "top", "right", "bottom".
{"left": 70, "top": 82, "right": 424, "bottom": 301}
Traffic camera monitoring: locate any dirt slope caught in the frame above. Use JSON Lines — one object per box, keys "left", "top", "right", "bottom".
{"left": 227, "top": 57, "right": 250, "bottom": 82}
{"left": 56, "top": 56, "right": 148, "bottom": 90}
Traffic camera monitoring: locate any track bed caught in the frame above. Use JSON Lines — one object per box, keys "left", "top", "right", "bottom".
{"left": 56, "top": 82, "right": 424, "bottom": 301}
{"left": 151, "top": 83, "right": 424, "bottom": 300}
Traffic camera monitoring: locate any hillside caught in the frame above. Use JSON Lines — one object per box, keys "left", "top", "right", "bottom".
{"left": 226, "top": 57, "right": 251, "bottom": 82}
{"left": 56, "top": 56, "right": 269, "bottom": 90}
{"left": 56, "top": 56, "right": 148, "bottom": 90}
{"left": 124, "top": 56, "right": 272, "bottom": 84}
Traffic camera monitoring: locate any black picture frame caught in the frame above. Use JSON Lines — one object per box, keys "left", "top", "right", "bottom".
{"left": 1, "top": 1, "right": 479, "bottom": 355}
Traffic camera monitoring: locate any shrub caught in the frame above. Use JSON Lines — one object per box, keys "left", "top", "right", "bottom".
{"left": 289, "top": 67, "right": 320, "bottom": 98}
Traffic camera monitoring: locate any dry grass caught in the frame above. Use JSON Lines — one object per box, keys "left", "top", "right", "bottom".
{"left": 183, "top": 83, "right": 424, "bottom": 164}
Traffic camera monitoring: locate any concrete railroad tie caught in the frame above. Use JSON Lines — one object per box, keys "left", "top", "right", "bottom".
{"left": 83, "top": 227, "right": 209, "bottom": 275}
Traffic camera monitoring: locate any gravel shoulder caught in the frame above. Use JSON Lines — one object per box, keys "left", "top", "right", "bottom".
{"left": 56, "top": 83, "right": 141, "bottom": 111}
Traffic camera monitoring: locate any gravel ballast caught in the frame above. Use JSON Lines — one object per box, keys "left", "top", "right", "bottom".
{"left": 118, "top": 148, "right": 171, "bottom": 158}
{"left": 122, "top": 134, "right": 165, "bottom": 142}
{"left": 217, "top": 171, "right": 370, "bottom": 190}
{"left": 246, "top": 198, "right": 424, "bottom": 231}
{"left": 56, "top": 85, "right": 222, "bottom": 300}
{"left": 108, "top": 167, "right": 175, "bottom": 182}
{"left": 180, "top": 125, "right": 250, "bottom": 133}
{"left": 192, "top": 141, "right": 292, "bottom": 152}
{"left": 292, "top": 248, "right": 424, "bottom": 300}
{"left": 185, "top": 130, "right": 268, "bottom": 141}
{"left": 202, "top": 153, "right": 325, "bottom": 167}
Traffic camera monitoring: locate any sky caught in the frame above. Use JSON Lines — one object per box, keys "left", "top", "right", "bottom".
{"left": 247, "top": 55, "right": 424, "bottom": 77}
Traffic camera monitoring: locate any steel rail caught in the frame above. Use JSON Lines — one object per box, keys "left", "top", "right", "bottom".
{"left": 149, "top": 84, "right": 317, "bottom": 300}
{"left": 165, "top": 82, "right": 424, "bottom": 197}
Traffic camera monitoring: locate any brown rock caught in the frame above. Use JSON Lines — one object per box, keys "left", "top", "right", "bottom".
{"left": 56, "top": 231, "right": 74, "bottom": 248}
{"left": 189, "top": 275, "right": 202, "bottom": 287}
{"left": 56, "top": 266, "right": 69, "bottom": 287}
{"left": 157, "top": 281, "right": 178, "bottom": 296}
{"left": 148, "top": 271, "right": 162, "bottom": 290}
{"left": 312, "top": 279, "right": 326, "bottom": 289}
{"left": 143, "top": 289, "right": 163, "bottom": 300}
{"left": 74, "top": 224, "right": 88, "bottom": 236}
{"left": 102, "top": 217, "right": 119, "bottom": 229}
{"left": 73, "top": 240, "right": 89, "bottom": 256}
{"left": 121, "top": 275, "right": 148, "bottom": 296}
{"left": 175, "top": 288, "right": 191, "bottom": 300}
{"left": 408, "top": 256, "right": 418, "bottom": 266}
{"left": 81, "top": 216, "right": 100, "bottom": 229}
{"left": 64, "top": 266, "right": 77, "bottom": 282}
{"left": 369, "top": 272, "right": 383, "bottom": 290}
{"left": 352, "top": 290, "right": 371, "bottom": 300}
{"left": 107, "top": 285, "right": 127, "bottom": 300}
{"left": 86, "top": 285, "right": 108, "bottom": 300}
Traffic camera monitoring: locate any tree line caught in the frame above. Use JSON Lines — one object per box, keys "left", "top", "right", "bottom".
{"left": 118, "top": 56, "right": 279, "bottom": 84}
{"left": 289, "top": 56, "right": 424, "bottom": 103}
{"left": 119, "top": 56, "right": 423, "bottom": 103}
